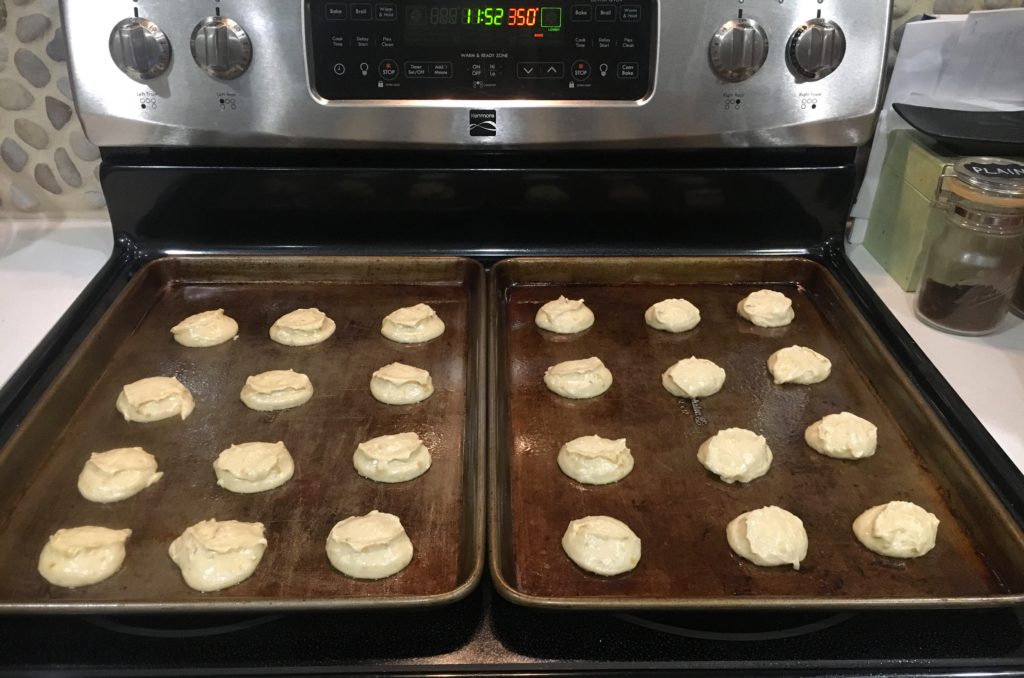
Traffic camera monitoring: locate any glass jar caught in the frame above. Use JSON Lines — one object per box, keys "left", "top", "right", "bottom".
{"left": 1013, "top": 256, "right": 1024, "bottom": 319}
{"left": 915, "top": 157, "right": 1024, "bottom": 336}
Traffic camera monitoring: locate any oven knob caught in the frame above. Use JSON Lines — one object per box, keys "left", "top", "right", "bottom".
{"left": 708, "top": 18, "right": 769, "bottom": 82}
{"left": 191, "top": 16, "right": 252, "bottom": 80}
{"left": 108, "top": 18, "right": 171, "bottom": 81}
{"left": 787, "top": 18, "right": 846, "bottom": 80}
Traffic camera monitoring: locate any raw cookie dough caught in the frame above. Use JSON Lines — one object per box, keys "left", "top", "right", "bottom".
{"left": 557, "top": 435, "right": 634, "bottom": 485}
{"left": 767, "top": 346, "right": 832, "bottom": 385}
{"left": 168, "top": 519, "right": 268, "bottom": 592}
{"left": 381, "top": 303, "right": 445, "bottom": 343}
{"left": 544, "top": 357, "right": 613, "bottom": 399}
{"left": 353, "top": 432, "right": 432, "bottom": 483}
{"left": 269, "top": 307, "right": 336, "bottom": 346}
{"left": 726, "top": 506, "right": 808, "bottom": 570}
{"left": 853, "top": 501, "right": 939, "bottom": 558}
{"left": 170, "top": 309, "right": 238, "bottom": 347}
{"left": 115, "top": 376, "right": 195, "bottom": 423}
{"left": 370, "top": 362, "right": 435, "bottom": 405}
{"left": 805, "top": 412, "right": 878, "bottom": 460}
{"left": 645, "top": 298, "right": 701, "bottom": 333}
{"left": 38, "top": 526, "right": 132, "bottom": 588}
{"left": 662, "top": 357, "right": 726, "bottom": 398}
{"left": 698, "top": 428, "right": 773, "bottom": 484}
{"left": 77, "top": 447, "right": 163, "bottom": 503}
{"left": 326, "top": 510, "right": 414, "bottom": 580}
{"left": 561, "top": 515, "right": 641, "bottom": 576}
{"left": 737, "top": 289, "right": 795, "bottom": 328}
{"left": 535, "top": 296, "right": 595, "bottom": 334}
{"left": 240, "top": 369, "right": 314, "bottom": 411}
{"left": 214, "top": 441, "right": 295, "bottom": 494}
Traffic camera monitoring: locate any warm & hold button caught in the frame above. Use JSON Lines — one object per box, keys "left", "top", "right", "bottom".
{"left": 620, "top": 5, "right": 641, "bottom": 21}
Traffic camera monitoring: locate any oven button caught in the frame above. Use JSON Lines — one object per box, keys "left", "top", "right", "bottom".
{"left": 708, "top": 17, "right": 768, "bottom": 83}
{"left": 108, "top": 17, "right": 172, "bottom": 81}
{"left": 787, "top": 18, "right": 846, "bottom": 80}
{"left": 190, "top": 16, "right": 252, "bottom": 80}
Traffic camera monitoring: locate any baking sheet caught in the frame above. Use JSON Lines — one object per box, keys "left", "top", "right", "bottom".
{"left": 490, "top": 257, "right": 1024, "bottom": 609}
{"left": 0, "top": 256, "right": 485, "bottom": 612}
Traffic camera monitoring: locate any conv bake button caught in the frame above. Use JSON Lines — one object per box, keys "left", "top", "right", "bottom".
{"left": 617, "top": 61, "right": 638, "bottom": 79}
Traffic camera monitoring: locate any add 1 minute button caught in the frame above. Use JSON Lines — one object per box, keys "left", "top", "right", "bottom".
{"left": 571, "top": 60, "right": 591, "bottom": 81}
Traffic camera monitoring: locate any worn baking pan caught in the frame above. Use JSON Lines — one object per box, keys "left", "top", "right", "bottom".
{"left": 0, "top": 256, "right": 485, "bottom": 612}
{"left": 489, "top": 256, "right": 1024, "bottom": 610}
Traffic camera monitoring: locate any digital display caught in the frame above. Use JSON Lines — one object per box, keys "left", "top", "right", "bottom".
{"left": 411, "top": 6, "right": 562, "bottom": 29}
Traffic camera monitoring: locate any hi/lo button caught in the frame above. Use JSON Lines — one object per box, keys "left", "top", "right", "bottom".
{"left": 378, "top": 59, "right": 399, "bottom": 81}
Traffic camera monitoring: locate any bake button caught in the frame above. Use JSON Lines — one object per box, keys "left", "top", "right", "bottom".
{"left": 571, "top": 60, "right": 591, "bottom": 81}
{"left": 595, "top": 6, "right": 616, "bottom": 21}
{"left": 617, "top": 61, "right": 639, "bottom": 79}
{"left": 570, "top": 5, "right": 592, "bottom": 21}
{"left": 325, "top": 3, "right": 348, "bottom": 20}
{"left": 620, "top": 5, "right": 641, "bottom": 22}
{"left": 376, "top": 3, "right": 397, "bottom": 21}
{"left": 351, "top": 4, "right": 372, "bottom": 20}
{"left": 378, "top": 59, "right": 399, "bottom": 80}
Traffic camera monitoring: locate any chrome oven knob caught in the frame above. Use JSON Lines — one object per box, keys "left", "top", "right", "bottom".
{"left": 787, "top": 18, "right": 847, "bottom": 80}
{"left": 191, "top": 16, "right": 252, "bottom": 80}
{"left": 708, "top": 18, "right": 769, "bottom": 83}
{"left": 109, "top": 18, "right": 171, "bottom": 81}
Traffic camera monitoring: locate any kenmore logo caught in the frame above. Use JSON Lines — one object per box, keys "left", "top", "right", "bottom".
{"left": 469, "top": 110, "right": 497, "bottom": 137}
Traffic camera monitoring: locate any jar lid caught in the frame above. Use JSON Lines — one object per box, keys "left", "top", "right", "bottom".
{"left": 953, "top": 157, "right": 1024, "bottom": 199}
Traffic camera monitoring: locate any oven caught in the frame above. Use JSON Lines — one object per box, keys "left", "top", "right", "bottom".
{"left": 3, "top": 0, "right": 1024, "bottom": 674}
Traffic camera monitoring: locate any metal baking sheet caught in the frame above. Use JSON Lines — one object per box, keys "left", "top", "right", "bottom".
{"left": 0, "top": 256, "right": 485, "bottom": 612}
{"left": 489, "top": 256, "right": 1024, "bottom": 610}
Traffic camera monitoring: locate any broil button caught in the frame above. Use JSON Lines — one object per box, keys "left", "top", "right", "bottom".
{"left": 595, "top": 7, "right": 616, "bottom": 21}
{"left": 351, "top": 4, "right": 372, "bottom": 20}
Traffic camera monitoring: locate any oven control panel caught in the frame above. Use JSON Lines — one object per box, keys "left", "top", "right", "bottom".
{"left": 62, "top": 0, "right": 891, "bottom": 148}
{"left": 307, "top": 1, "right": 653, "bottom": 100}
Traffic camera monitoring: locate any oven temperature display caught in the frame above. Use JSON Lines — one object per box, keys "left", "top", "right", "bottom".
{"left": 414, "top": 6, "right": 563, "bottom": 29}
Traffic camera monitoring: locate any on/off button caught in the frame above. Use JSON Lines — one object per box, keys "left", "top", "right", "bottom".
{"left": 378, "top": 59, "right": 400, "bottom": 80}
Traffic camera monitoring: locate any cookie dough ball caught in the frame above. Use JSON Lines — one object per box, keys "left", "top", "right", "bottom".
{"left": 737, "top": 289, "right": 795, "bottom": 328}
{"left": 381, "top": 303, "right": 445, "bottom": 344}
{"left": 544, "top": 357, "right": 613, "bottom": 399}
{"left": 370, "top": 362, "right": 435, "bottom": 405}
{"left": 168, "top": 519, "right": 267, "bottom": 592}
{"left": 767, "top": 346, "right": 832, "bottom": 385}
{"left": 645, "top": 298, "right": 701, "bottom": 333}
{"left": 38, "top": 526, "right": 132, "bottom": 588}
{"left": 170, "top": 309, "right": 238, "bottom": 348}
{"left": 240, "top": 369, "right": 314, "bottom": 411}
{"left": 269, "top": 308, "right": 336, "bottom": 346}
{"left": 853, "top": 501, "right": 939, "bottom": 559}
{"left": 561, "top": 515, "right": 641, "bottom": 576}
{"left": 726, "top": 506, "right": 808, "bottom": 570}
{"left": 662, "top": 357, "right": 726, "bottom": 398}
{"left": 698, "top": 428, "right": 773, "bottom": 484}
{"left": 326, "top": 510, "right": 414, "bottom": 580}
{"left": 115, "top": 376, "right": 195, "bottom": 423}
{"left": 77, "top": 447, "right": 163, "bottom": 503}
{"left": 805, "top": 412, "right": 878, "bottom": 460}
{"left": 557, "top": 435, "right": 634, "bottom": 485}
{"left": 535, "top": 296, "right": 595, "bottom": 334}
{"left": 353, "top": 432, "right": 432, "bottom": 483}
{"left": 214, "top": 441, "right": 295, "bottom": 494}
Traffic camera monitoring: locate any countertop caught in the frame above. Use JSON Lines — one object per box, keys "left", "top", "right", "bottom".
{"left": 1, "top": 219, "right": 1022, "bottom": 470}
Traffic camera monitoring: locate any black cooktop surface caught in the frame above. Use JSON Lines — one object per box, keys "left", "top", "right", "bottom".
{"left": 3, "top": 577, "right": 1024, "bottom": 676}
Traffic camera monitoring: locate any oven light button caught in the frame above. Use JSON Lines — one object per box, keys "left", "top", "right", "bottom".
{"left": 191, "top": 16, "right": 252, "bottom": 80}
{"left": 108, "top": 17, "right": 172, "bottom": 81}
{"left": 708, "top": 17, "right": 769, "bottom": 83}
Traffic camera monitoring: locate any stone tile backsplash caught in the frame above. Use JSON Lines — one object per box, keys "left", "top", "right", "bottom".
{"left": 1, "top": 0, "right": 1020, "bottom": 218}
{"left": 1, "top": 0, "right": 104, "bottom": 217}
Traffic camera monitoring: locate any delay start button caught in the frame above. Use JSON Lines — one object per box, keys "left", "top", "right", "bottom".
{"left": 378, "top": 59, "right": 399, "bottom": 81}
